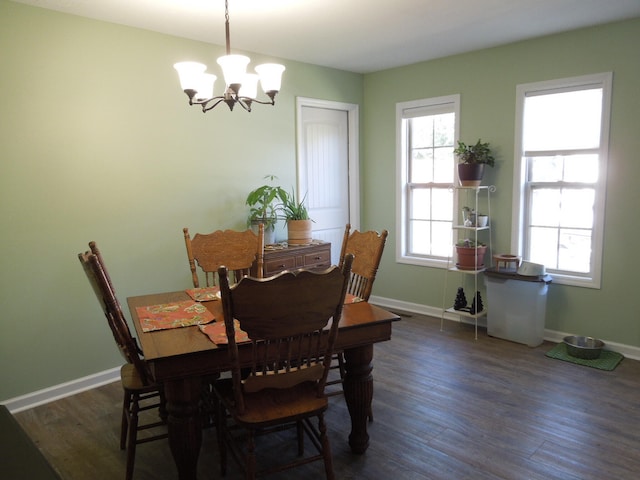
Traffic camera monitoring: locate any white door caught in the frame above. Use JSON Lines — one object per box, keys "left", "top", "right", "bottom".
{"left": 296, "top": 98, "right": 360, "bottom": 265}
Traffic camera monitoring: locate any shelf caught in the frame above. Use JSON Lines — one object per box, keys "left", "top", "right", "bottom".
{"left": 445, "top": 307, "right": 488, "bottom": 319}
{"left": 448, "top": 266, "right": 487, "bottom": 274}
{"left": 453, "top": 225, "right": 490, "bottom": 231}
{"left": 441, "top": 185, "right": 495, "bottom": 340}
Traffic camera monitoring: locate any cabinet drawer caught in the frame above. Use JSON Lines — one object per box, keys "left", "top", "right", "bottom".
{"left": 304, "top": 250, "right": 331, "bottom": 268}
{"left": 264, "top": 256, "right": 297, "bottom": 276}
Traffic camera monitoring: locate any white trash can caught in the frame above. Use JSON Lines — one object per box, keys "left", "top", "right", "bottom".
{"left": 484, "top": 270, "right": 552, "bottom": 347}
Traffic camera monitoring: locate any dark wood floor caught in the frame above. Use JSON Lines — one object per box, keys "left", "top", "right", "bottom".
{"left": 14, "top": 312, "right": 640, "bottom": 479}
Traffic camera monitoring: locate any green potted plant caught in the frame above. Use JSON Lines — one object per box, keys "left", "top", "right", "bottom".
{"left": 454, "top": 139, "right": 495, "bottom": 187}
{"left": 245, "top": 175, "right": 287, "bottom": 245}
{"left": 278, "top": 190, "right": 313, "bottom": 245}
{"left": 455, "top": 238, "right": 488, "bottom": 270}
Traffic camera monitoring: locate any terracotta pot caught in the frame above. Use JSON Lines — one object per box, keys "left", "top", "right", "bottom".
{"left": 287, "top": 219, "right": 313, "bottom": 245}
{"left": 456, "top": 245, "right": 487, "bottom": 270}
{"left": 457, "top": 163, "right": 485, "bottom": 187}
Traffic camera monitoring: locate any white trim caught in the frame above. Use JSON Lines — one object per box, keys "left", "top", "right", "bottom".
{"left": 512, "top": 72, "right": 612, "bottom": 289}
{"left": 295, "top": 97, "right": 360, "bottom": 230}
{"left": 4, "top": 299, "right": 639, "bottom": 413}
{"left": 395, "top": 94, "right": 460, "bottom": 267}
{"left": 2, "top": 366, "right": 120, "bottom": 413}
{"left": 369, "top": 294, "right": 640, "bottom": 361}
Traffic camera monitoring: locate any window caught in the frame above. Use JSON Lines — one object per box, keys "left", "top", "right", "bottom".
{"left": 513, "top": 73, "right": 612, "bottom": 288}
{"left": 396, "top": 95, "right": 459, "bottom": 267}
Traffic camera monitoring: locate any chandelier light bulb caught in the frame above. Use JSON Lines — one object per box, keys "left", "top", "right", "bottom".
{"left": 255, "top": 63, "right": 286, "bottom": 94}
{"left": 216, "top": 54, "right": 250, "bottom": 92}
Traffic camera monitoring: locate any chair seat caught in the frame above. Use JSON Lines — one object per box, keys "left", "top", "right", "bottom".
{"left": 120, "top": 364, "right": 160, "bottom": 393}
{"left": 215, "top": 379, "right": 328, "bottom": 427}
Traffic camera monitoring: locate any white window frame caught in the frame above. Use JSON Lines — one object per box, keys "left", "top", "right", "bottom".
{"left": 512, "top": 72, "right": 612, "bottom": 288}
{"left": 396, "top": 94, "right": 460, "bottom": 268}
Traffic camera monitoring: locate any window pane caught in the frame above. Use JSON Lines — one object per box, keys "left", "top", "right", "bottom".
{"left": 432, "top": 221, "right": 452, "bottom": 257}
{"left": 529, "top": 227, "right": 558, "bottom": 267}
{"left": 524, "top": 88, "right": 603, "bottom": 151}
{"left": 530, "top": 155, "right": 599, "bottom": 183}
{"left": 434, "top": 113, "right": 455, "bottom": 146}
{"left": 411, "top": 188, "right": 430, "bottom": 220}
{"left": 529, "top": 156, "right": 563, "bottom": 182}
{"left": 560, "top": 189, "right": 594, "bottom": 229}
{"left": 434, "top": 146, "right": 454, "bottom": 183}
{"left": 531, "top": 188, "right": 561, "bottom": 226}
{"left": 411, "top": 149, "right": 434, "bottom": 183}
{"left": 564, "top": 154, "right": 598, "bottom": 183}
{"left": 432, "top": 188, "right": 453, "bottom": 221}
{"left": 410, "top": 220, "right": 430, "bottom": 255}
{"left": 558, "top": 228, "right": 591, "bottom": 273}
{"left": 410, "top": 117, "right": 434, "bottom": 148}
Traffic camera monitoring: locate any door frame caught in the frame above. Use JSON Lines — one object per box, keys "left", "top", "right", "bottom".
{"left": 295, "top": 97, "right": 360, "bottom": 231}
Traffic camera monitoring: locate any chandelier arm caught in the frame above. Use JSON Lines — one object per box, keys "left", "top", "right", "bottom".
{"left": 238, "top": 96, "right": 275, "bottom": 107}
{"left": 199, "top": 97, "right": 227, "bottom": 113}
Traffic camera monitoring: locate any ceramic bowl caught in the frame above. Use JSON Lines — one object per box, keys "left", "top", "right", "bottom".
{"left": 517, "top": 261, "right": 545, "bottom": 276}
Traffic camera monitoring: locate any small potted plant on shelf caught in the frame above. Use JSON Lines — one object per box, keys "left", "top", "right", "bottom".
{"left": 279, "top": 190, "right": 313, "bottom": 245}
{"left": 245, "top": 175, "right": 287, "bottom": 245}
{"left": 454, "top": 139, "right": 495, "bottom": 187}
{"left": 455, "top": 238, "right": 488, "bottom": 270}
{"left": 462, "top": 206, "right": 489, "bottom": 227}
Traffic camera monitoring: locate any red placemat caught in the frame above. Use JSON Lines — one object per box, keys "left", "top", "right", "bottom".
{"left": 199, "top": 320, "right": 250, "bottom": 345}
{"left": 136, "top": 300, "right": 215, "bottom": 332}
{"left": 345, "top": 293, "right": 363, "bottom": 304}
{"left": 185, "top": 286, "right": 220, "bottom": 302}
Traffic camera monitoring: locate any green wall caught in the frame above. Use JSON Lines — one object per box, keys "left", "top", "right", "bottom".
{"left": 363, "top": 18, "right": 640, "bottom": 347}
{"left": 0, "top": 1, "right": 362, "bottom": 400}
{"left": 2, "top": 0, "right": 639, "bottom": 402}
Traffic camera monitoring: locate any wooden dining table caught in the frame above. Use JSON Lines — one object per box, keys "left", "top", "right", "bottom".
{"left": 127, "top": 290, "right": 400, "bottom": 480}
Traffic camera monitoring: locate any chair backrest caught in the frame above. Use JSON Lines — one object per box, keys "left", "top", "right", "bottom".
{"left": 183, "top": 225, "right": 264, "bottom": 288}
{"left": 338, "top": 224, "right": 388, "bottom": 301}
{"left": 78, "top": 244, "right": 153, "bottom": 385}
{"left": 218, "top": 254, "right": 353, "bottom": 415}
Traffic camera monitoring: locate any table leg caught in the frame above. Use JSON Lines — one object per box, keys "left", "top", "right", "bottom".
{"left": 342, "top": 344, "right": 373, "bottom": 454}
{"left": 164, "top": 377, "right": 203, "bottom": 480}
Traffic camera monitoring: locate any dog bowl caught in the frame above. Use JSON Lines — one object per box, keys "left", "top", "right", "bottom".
{"left": 518, "top": 261, "right": 545, "bottom": 276}
{"left": 563, "top": 335, "right": 605, "bottom": 359}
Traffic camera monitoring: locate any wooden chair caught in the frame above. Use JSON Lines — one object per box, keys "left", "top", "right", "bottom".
{"left": 327, "top": 224, "right": 388, "bottom": 416}
{"left": 78, "top": 242, "right": 167, "bottom": 480}
{"left": 338, "top": 224, "right": 389, "bottom": 302}
{"left": 213, "top": 254, "right": 354, "bottom": 480}
{"left": 183, "top": 225, "right": 264, "bottom": 287}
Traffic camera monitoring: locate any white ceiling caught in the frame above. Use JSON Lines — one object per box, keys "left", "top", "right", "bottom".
{"left": 12, "top": 0, "right": 640, "bottom": 73}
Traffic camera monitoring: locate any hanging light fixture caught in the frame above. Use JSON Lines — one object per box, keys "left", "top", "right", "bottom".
{"left": 174, "top": 0, "right": 285, "bottom": 113}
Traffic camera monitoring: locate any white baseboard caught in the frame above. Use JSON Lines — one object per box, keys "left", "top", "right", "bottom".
{"left": 4, "top": 296, "right": 639, "bottom": 413}
{"left": 3, "top": 367, "right": 120, "bottom": 413}
{"left": 369, "top": 295, "right": 640, "bottom": 361}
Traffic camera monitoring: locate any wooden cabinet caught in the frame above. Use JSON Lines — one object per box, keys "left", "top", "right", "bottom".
{"left": 253, "top": 241, "right": 332, "bottom": 277}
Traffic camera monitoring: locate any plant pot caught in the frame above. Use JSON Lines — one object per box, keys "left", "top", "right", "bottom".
{"left": 457, "top": 163, "right": 485, "bottom": 187}
{"left": 455, "top": 245, "right": 488, "bottom": 270}
{"left": 250, "top": 220, "right": 276, "bottom": 245}
{"left": 287, "top": 219, "right": 313, "bottom": 245}
{"left": 469, "top": 213, "right": 489, "bottom": 227}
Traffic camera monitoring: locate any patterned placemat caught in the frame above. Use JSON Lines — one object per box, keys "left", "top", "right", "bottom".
{"left": 545, "top": 343, "right": 624, "bottom": 371}
{"left": 136, "top": 300, "right": 214, "bottom": 332}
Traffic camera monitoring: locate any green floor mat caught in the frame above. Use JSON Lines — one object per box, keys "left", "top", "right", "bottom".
{"left": 545, "top": 343, "right": 624, "bottom": 371}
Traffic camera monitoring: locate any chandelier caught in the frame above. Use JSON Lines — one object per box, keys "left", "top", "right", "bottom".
{"left": 174, "top": 0, "right": 285, "bottom": 113}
